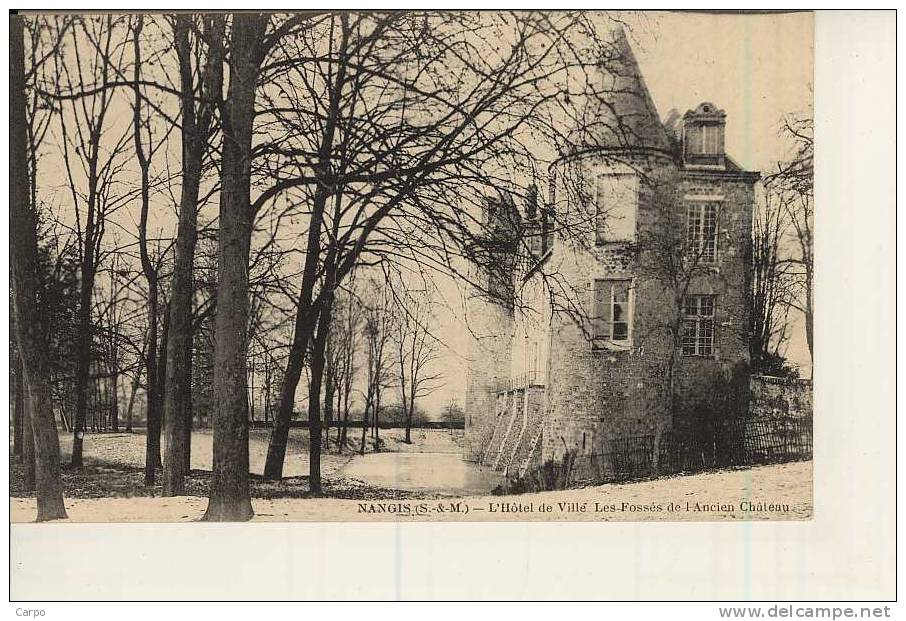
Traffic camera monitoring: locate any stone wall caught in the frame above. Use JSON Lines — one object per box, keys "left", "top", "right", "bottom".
{"left": 540, "top": 155, "right": 756, "bottom": 463}
{"left": 672, "top": 173, "right": 754, "bottom": 408}
{"left": 541, "top": 153, "right": 676, "bottom": 462}
{"left": 463, "top": 299, "right": 514, "bottom": 462}
{"left": 750, "top": 375, "right": 813, "bottom": 419}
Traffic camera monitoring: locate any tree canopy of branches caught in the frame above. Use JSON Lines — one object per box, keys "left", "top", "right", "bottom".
{"left": 16, "top": 11, "right": 716, "bottom": 521}
{"left": 255, "top": 11, "right": 646, "bottom": 486}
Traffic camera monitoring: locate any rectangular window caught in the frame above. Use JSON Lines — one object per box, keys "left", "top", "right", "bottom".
{"left": 701, "top": 124, "right": 720, "bottom": 154}
{"left": 595, "top": 173, "right": 637, "bottom": 244}
{"left": 686, "top": 201, "right": 718, "bottom": 263}
{"left": 682, "top": 295, "right": 715, "bottom": 357}
{"left": 687, "top": 124, "right": 722, "bottom": 156}
{"left": 593, "top": 279, "right": 632, "bottom": 344}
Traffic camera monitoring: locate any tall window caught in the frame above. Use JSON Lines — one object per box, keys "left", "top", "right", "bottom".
{"left": 593, "top": 279, "right": 632, "bottom": 344}
{"left": 682, "top": 295, "right": 715, "bottom": 357}
{"left": 701, "top": 124, "right": 721, "bottom": 154}
{"left": 595, "top": 173, "right": 637, "bottom": 244}
{"left": 686, "top": 201, "right": 718, "bottom": 263}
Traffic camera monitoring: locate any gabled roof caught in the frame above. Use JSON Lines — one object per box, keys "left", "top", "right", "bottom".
{"left": 564, "top": 27, "right": 672, "bottom": 157}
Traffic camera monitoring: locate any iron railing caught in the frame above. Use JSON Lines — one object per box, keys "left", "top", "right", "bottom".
{"left": 495, "top": 371, "right": 546, "bottom": 393}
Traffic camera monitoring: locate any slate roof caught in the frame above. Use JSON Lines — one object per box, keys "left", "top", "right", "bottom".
{"left": 564, "top": 27, "right": 672, "bottom": 157}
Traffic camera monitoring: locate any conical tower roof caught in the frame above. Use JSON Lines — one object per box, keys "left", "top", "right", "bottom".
{"left": 564, "top": 27, "right": 672, "bottom": 156}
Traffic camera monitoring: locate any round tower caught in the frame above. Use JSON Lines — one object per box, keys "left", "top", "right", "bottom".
{"left": 543, "top": 25, "right": 681, "bottom": 470}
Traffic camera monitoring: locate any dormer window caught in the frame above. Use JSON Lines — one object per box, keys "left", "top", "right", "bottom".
{"left": 683, "top": 102, "right": 726, "bottom": 168}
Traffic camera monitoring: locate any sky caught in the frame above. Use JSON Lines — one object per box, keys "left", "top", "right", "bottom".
{"left": 421, "top": 11, "right": 815, "bottom": 418}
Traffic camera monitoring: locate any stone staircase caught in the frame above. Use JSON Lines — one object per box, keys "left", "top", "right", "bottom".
{"left": 511, "top": 422, "right": 544, "bottom": 479}
{"left": 478, "top": 386, "right": 546, "bottom": 479}
{"left": 485, "top": 393, "right": 518, "bottom": 469}
{"left": 495, "top": 389, "right": 525, "bottom": 470}
{"left": 479, "top": 393, "right": 513, "bottom": 467}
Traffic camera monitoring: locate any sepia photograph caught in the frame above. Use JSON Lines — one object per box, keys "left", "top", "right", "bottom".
{"left": 8, "top": 10, "right": 819, "bottom": 526}
{"left": 8, "top": 4, "right": 901, "bottom": 608}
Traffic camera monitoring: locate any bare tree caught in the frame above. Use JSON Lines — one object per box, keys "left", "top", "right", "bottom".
{"left": 48, "top": 14, "right": 136, "bottom": 468}
{"left": 10, "top": 13, "right": 67, "bottom": 521}
{"left": 193, "top": 10, "right": 313, "bottom": 520}
{"left": 260, "top": 12, "right": 632, "bottom": 483}
{"left": 623, "top": 174, "right": 754, "bottom": 461}
{"left": 766, "top": 114, "right": 813, "bottom": 376}
{"left": 94, "top": 257, "right": 142, "bottom": 432}
{"left": 357, "top": 275, "right": 395, "bottom": 454}
{"left": 751, "top": 186, "right": 796, "bottom": 374}
{"left": 203, "top": 13, "right": 267, "bottom": 521}
{"left": 326, "top": 288, "right": 363, "bottom": 452}
{"left": 391, "top": 285, "right": 442, "bottom": 444}
{"left": 131, "top": 14, "right": 174, "bottom": 485}
{"left": 162, "top": 13, "right": 224, "bottom": 496}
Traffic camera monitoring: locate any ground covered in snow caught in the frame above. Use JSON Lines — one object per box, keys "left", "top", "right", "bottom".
{"left": 10, "top": 428, "right": 464, "bottom": 502}
{"left": 10, "top": 427, "right": 811, "bottom": 522}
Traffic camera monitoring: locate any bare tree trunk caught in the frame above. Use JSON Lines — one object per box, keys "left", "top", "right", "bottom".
{"left": 360, "top": 363, "right": 373, "bottom": 456}
{"left": 71, "top": 285, "right": 92, "bottom": 467}
{"left": 264, "top": 16, "right": 349, "bottom": 478}
{"left": 124, "top": 372, "right": 139, "bottom": 433}
{"left": 323, "top": 349, "right": 335, "bottom": 452}
{"left": 132, "top": 15, "right": 163, "bottom": 486}
{"left": 263, "top": 223, "right": 324, "bottom": 479}
{"left": 110, "top": 367, "right": 119, "bottom": 432}
{"left": 262, "top": 186, "right": 329, "bottom": 479}
{"left": 92, "top": 374, "right": 101, "bottom": 432}
{"left": 10, "top": 15, "right": 67, "bottom": 520}
{"left": 13, "top": 354, "right": 24, "bottom": 458}
{"left": 263, "top": 321, "right": 311, "bottom": 480}
{"left": 339, "top": 387, "right": 349, "bottom": 453}
{"left": 359, "top": 401, "right": 369, "bottom": 456}
{"left": 307, "top": 314, "right": 330, "bottom": 496}
{"left": 804, "top": 262, "right": 814, "bottom": 378}
{"left": 58, "top": 395, "right": 72, "bottom": 433}
{"left": 143, "top": 305, "right": 161, "bottom": 484}
{"left": 156, "top": 309, "right": 170, "bottom": 450}
{"left": 183, "top": 346, "right": 193, "bottom": 475}
{"left": 405, "top": 393, "right": 415, "bottom": 444}
{"left": 203, "top": 13, "right": 266, "bottom": 522}
{"left": 22, "top": 390, "right": 36, "bottom": 492}
{"left": 374, "top": 386, "right": 381, "bottom": 450}
{"left": 263, "top": 362, "right": 271, "bottom": 424}
{"left": 162, "top": 48, "right": 201, "bottom": 496}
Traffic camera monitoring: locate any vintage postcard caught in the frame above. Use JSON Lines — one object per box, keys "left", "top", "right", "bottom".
{"left": 10, "top": 10, "right": 815, "bottom": 524}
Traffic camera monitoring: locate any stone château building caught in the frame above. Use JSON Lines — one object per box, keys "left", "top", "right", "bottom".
{"left": 463, "top": 27, "right": 760, "bottom": 478}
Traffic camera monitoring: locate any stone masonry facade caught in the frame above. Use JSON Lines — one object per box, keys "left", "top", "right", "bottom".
{"left": 464, "top": 27, "right": 760, "bottom": 479}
